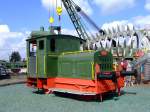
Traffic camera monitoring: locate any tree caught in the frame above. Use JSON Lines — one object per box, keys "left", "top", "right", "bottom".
{"left": 10, "top": 51, "right": 21, "bottom": 62}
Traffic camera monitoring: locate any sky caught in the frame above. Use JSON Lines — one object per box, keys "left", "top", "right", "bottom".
{"left": 0, "top": 0, "right": 150, "bottom": 60}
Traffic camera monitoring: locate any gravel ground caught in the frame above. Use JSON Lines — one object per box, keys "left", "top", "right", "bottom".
{"left": 0, "top": 84, "right": 150, "bottom": 112}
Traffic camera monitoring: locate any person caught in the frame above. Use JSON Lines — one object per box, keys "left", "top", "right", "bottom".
{"left": 135, "top": 64, "right": 143, "bottom": 84}
{"left": 124, "top": 60, "right": 134, "bottom": 87}
{"left": 135, "top": 64, "right": 141, "bottom": 85}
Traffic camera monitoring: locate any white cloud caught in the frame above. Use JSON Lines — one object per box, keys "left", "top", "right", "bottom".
{"left": 145, "top": 0, "right": 150, "bottom": 11}
{"left": 132, "top": 15, "right": 150, "bottom": 27}
{"left": 41, "top": 0, "right": 53, "bottom": 11}
{"left": 0, "top": 25, "right": 30, "bottom": 60}
{"left": 93, "top": 0, "right": 136, "bottom": 14}
{"left": 41, "top": 0, "right": 92, "bottom": 15}
{"left": 0, "top": 25, "right": 10, "bottom": 32}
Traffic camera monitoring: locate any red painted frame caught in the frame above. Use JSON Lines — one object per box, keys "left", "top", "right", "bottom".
{"left": 27, "top": 76, "right": 124, "bottom": 94}
{"left": 27, "top": 63, "right": 125, "bottom": 97}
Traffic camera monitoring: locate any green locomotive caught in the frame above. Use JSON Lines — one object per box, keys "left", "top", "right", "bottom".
{"left": 27, "top": 27, "right": 126, "bottom": 99}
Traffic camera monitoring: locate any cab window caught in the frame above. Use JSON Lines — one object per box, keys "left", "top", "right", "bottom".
{"left": 29, "top": 41, "right": 37, "bottom": 56}
{"left": 39, "top": 40, "right": 44, "bottom": 50}
{"left": 50, "top": 38, "right": 55, "bottom": 52}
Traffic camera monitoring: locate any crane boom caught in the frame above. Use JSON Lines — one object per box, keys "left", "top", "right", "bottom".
{"left": 62, "top": 0, "right": 90, "bottom": 40}
{"left": 70, "top": 0, "right": 101, "bottom": 33}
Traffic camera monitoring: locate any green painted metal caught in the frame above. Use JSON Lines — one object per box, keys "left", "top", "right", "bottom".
{"left": 26, "top": 42, "right": 29, "bottom": 76}
{"left": 30, "top": 31, "right": 51, "bottom": 38}
{"left": 94, "top": 50, "right": 113, "bottom": 72}
{"left": 45, "top": 51, "right": 95, "bottom": 79}
{"left": 46, "top": 35, "right": 83, "bottom": 53}
{"left": 57, "top": 51, "right": 94, "bottom": 79}
{"left": 37, "top": 38, "right": 47, "bottom": 78}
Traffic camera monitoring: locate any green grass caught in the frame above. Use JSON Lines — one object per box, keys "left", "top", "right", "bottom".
{"left": 0, "top": 84, "right": 150, "bottom": 112}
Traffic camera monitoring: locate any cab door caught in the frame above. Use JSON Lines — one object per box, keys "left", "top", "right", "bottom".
{"left": 27, "top": 41, "right": 37, "bottom": 78}
{"left": 37, "top": 39, "right": 46, "bottom": 78}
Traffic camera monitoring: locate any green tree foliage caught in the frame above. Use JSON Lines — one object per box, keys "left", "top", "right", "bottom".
{"left": 10, "top": 51, "right": 21, "bottom": 62}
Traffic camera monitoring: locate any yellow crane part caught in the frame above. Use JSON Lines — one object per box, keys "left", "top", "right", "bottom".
{"left": 56, "top": 6, "right": 63, "bottom": 15}
{"left": 49, "top": 17, "right": 54, "bottom": 24}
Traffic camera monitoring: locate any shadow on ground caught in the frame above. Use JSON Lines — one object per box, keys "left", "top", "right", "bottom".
{"left": 32, "top": 89, "right": 137, "bottom": 102}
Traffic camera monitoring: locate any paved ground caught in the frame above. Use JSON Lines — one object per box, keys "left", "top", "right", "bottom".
{"left": 0, "top": 84, "right": 150, "bottom": 112}
{"left": 0, "top": 75, "right": 26, "bottom": 86}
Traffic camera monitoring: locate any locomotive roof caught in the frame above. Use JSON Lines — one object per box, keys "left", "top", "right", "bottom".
{"left": 26, "top": 31, "right": 86, "bottom": 42}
